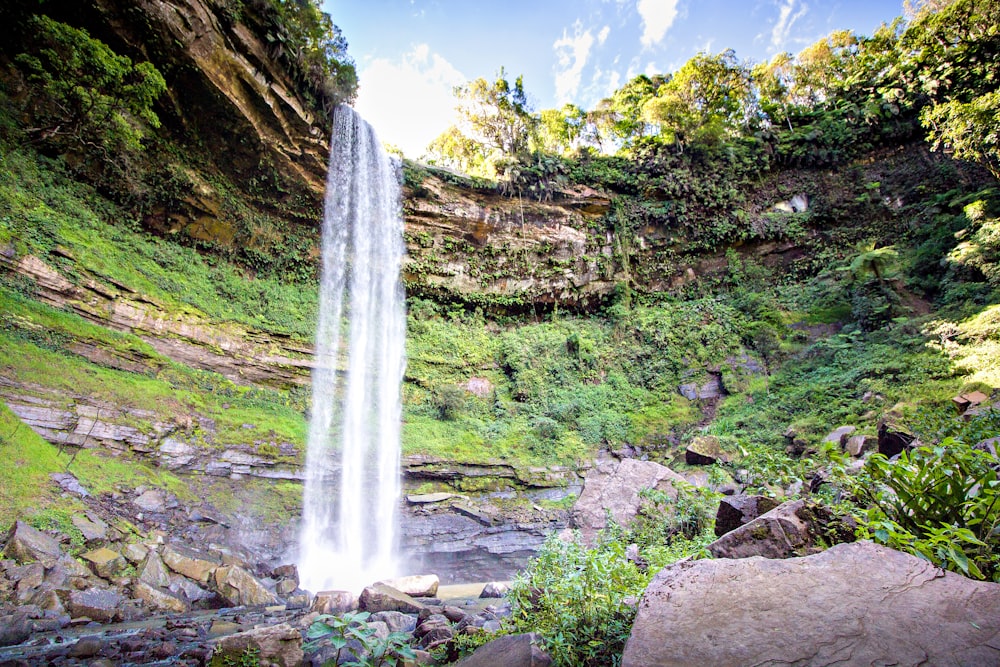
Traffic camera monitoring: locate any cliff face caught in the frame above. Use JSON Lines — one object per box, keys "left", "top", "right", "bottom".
{"left": 399, "top": 145, "right": 944, "bottom": 310}
{"left": 88, "top": 0, "right": 330, "bottom": 194}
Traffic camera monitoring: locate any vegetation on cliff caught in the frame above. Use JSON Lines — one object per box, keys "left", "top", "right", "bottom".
{"left": 0, "top": 2, "right": 998, "bottom": 664}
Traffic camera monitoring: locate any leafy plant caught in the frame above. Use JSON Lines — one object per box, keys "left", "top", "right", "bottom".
{"left": 305, "top": 611, "right": 416, "bottom": 667}
{"left": 850, "top": 440, "right": 1000, "bottom": 580}
{"left": 14, "top": 15, "right": 166, "bottom": 165}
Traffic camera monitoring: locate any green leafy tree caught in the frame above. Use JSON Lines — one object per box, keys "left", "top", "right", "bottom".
{"left": 255, "top": 0, "right": 358, "bottom": 109}
{"left": 428, "top": 69, "right": 538, "bottom": 177}
{"left": 14, "top": 14, "right": 166, "bottom": 164}
{"left": 896, "top": 0, "right": 1000, "bottom": 178}
{"left": 593, "top": 74, "right": 665, "bottom": 149}
{"left": 641, "top": 50, "right": 752, "bottom": 151}
{"left": 536, "top": 103, "right": 587, "bottom": 155}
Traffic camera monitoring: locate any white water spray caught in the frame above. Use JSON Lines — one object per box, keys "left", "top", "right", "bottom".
{"left": 297, "top": 106, "right": 406, "bottom": 593}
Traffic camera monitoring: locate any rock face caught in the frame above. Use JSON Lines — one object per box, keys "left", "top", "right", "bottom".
{"left": 571, "top": 459, "right": 686, "bottom": 544}
{"left": 622, "top": 541, "right": 1000, "bottom": 667}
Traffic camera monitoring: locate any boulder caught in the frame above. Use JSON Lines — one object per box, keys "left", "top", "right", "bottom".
{"left": 161, "top": 543, "right": 220, "bottom": 583}
{"left": 379, "top": 574, "right": 439, "bottom": 597}
{"left": 845, "top": 434, "right": 871, "bottom": 457}
{"left": 406, "top": 492, "right": 459, "bottom": 504}
{"left": 275, "top": 578, "right": 297, "bottom": 596}
{"left": 878, "top": 420, "right": 914, "bottom": 458}
{"left": 133, "top": 489, "right": 168, "bottom": 512}
{"left": 139, "top": 551, "right": 172, "bottom": 588}
{"left": 415, "top": 613, "right": 454, "bottom": 650}
{"left": 358, "top": 583, "right": 426, "bottom": 614}
{"left": 713, "top": 495, "right": 780, "bottom": 537}
{"left": 4, "top": 521, "right": 65, "bottom": 567}
{"left": 132, "top": 580, "right": 188, "bottom": 614}
{"left": 81, "top": 547, "right": 125, "bottom": 580}
{"left": 122, "top": 542, "right": 149, "bottom": 564}
{"left": 169, "top": 575, "right": 215, "bottom": 604}
{"left": 311, "top": 589, "right": 356, "bottom": 614}
{"left": 480, "top": 581, "right": 509, "bottom": 598}
{"left": 684, "top": 435, "right": 726, "bottom": 465}
{"left": 622, "top": 541, "right": 1000, "bottom": 667}
{"left": 822, "top": 425, "right": 856, "bottom": 448}
{"left": 370, "top": 610, "right": 417, "bottom": 633}
{"left": 571, "top": 459, "right": 686, "bottom": 544}
{"left": 9, "top": 562, "right": 45, "bottom": 599}
{"left": 65, "top": 587, "right": 123, "bottom": 622}
{"left": 214, "top": 565, "right": 278, "bottom": 607}
{"left": 708, "top": 499, "right": 853, "bottom": 559}
{"left": 454, "top": 632, "right": 552, "bottom": 667}
{"left": 212, "top": 623, "right": 303, "bottom": 667}
{"left": 71, "top": 514, "right": 109, "bottom": 543}
{"left": 0, "top": 611, "right": 32, "bottom": 647}
{"left": 271, "top": 563, "right": 298, "bottom": 583}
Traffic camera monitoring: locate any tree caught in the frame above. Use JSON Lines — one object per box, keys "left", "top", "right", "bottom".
{"left": 14, "top": 14, "right": 166, "bottom": 165}
{"left": 427, "top": 69, "right": 538, "bottom": 177}
{"left": 898, "top": 0, "right": 1000, "bottom": 179}
{"left": 593, "top": 74, "right": 665, "bottom": 149}
{"left": 641, "top": 50, "right": 752, "bottom": 151}
{"left": 537, "top": 104, "right": 588, "bottom": 155}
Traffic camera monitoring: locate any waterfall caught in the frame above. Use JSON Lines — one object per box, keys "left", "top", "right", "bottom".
{"left": 297, "top": 105, "right": 406, "bottom": 593}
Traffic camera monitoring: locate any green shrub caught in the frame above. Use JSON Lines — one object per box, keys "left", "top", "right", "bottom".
{"left": 305, "top": 611, "right": 415, "bottom": 667}
{"left": 850, "top": 440, "right": 1000, "bottom": 580}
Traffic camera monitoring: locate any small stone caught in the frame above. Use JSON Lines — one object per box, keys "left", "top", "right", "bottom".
{"left": 822, "top": 426, "right": 856, "bottom": 448}
{"left": 276, "top": 578, "right": 297, "bottom": 596}
{"left": 68, "top": 636, "right": 103, "bottom": 658}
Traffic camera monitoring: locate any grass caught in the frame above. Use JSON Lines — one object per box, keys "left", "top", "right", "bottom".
{"left": 0, "top": 402, "right": 194, "bottom": 531}
{"left": 0, "top": 148, "right": 318, "bottom": 338}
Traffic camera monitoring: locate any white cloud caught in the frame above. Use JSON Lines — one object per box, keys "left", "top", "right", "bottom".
{"left": 637, "top": 0, "right": 679, "bottom": 47}
{"left": 770, "top": 0, "right": 808, "bottom": 52}
{"left": 553, "top": 21, "right": 598, "bottom": 104}
{"left": 352, "top": 45, "right": 465, "bottom": 158}
{"left": 597, "top": 25, "right": 611, "bottom": 45}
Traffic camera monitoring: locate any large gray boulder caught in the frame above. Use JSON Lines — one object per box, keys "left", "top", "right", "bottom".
{"left": 213, "top": 565, "right": 278, "bottom": 607}
{"left": 454, "top": 632, "right": 551, "bottom": 667}
{"left": 571, "top": 459, "right": 686, "bottom": 544}
{"left": 707, "top": 499, "right": 853, "bottom": 559}
{"left": 622, "top": 541, "right": 1000, "bottom": 667}
{"left": 4, "top": 521, "right": 65, "bottom": 567}
{"left": 358, "top": 583, "right": 426, "bottom": 614}
{"left": 212, "top": 623, "right": 303, "bottom": 667}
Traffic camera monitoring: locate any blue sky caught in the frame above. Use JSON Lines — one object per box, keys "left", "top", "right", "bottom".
{"left": 323, "top": 0, "right": 906, "bottom": 157}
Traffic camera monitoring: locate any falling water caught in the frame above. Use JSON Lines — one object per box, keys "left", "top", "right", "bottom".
{"left": 297, "top": 106, "right": 406, "bottom": 593}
